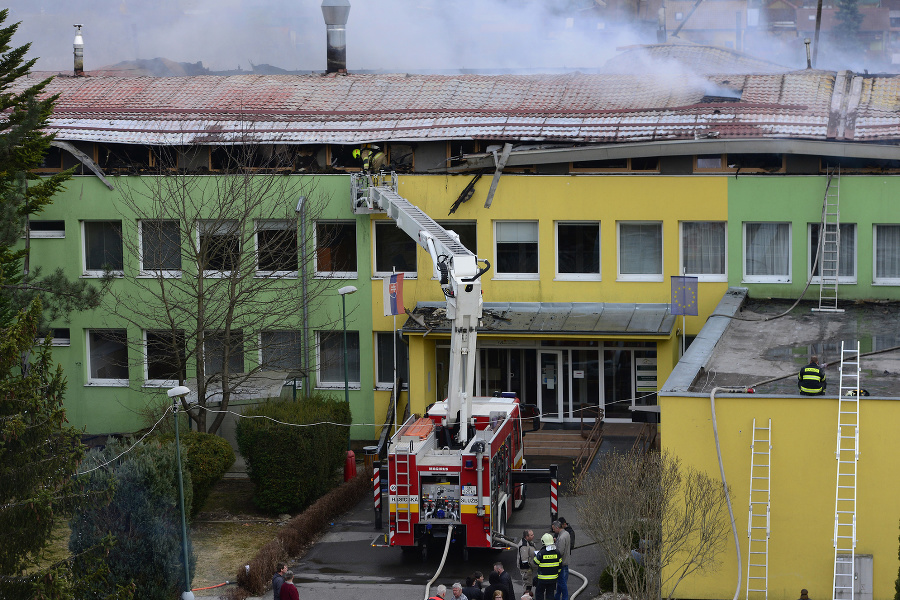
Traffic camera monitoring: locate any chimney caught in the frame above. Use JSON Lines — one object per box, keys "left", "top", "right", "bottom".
{"left": 321, "top": 0, "right": 350, "bottom": 73}
{"left": 73, "top": 24, "right": 84, "bottom": 76}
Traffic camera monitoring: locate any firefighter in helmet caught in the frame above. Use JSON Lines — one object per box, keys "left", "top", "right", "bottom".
{"left": 352, "top": 145, "right": 387, "bottom": 173}
{"left": 798, "top": 355, "right": 826, "bottom": 395}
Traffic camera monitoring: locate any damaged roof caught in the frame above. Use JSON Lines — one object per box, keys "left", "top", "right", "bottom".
{"left": 13, "top": 69, "right": 900, "bottom": 145}
{"left": 403, "top": 302, "right": 676, "bottom": 336}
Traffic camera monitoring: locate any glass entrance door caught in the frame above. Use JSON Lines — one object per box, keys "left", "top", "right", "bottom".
{"left": 604, "top": 349, "right": 634, "bottom": 420}
{"left": 538, "top": 350, "right": 563, "bottom": 423}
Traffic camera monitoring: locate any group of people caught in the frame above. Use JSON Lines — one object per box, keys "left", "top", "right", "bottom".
{"left": 431, "top": 562, "right": 515, "bottom": 600}
{"left": 271, "top": 563, "right": 299, "bottom": 600}
{"left": 517, "top": 518, "right": 574, "bottom": 600}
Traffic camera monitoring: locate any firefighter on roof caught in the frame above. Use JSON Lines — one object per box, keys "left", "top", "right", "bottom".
{"left": 352, "top": 145, "right": 386, "bottom": 172}
{"left": 798, "top": 355, "right": 826, "bottom": 395}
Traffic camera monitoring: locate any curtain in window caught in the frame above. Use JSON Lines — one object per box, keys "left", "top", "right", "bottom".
{"left": 745, "top": 223, "right": 790, "bottom": 276}
{"left": 810, "top": 224, "right": 854, "bottom": 277}
{"left": 683, "top": 222, "right": 725, "bottom": 275}
{"left": 319, "top": 331, "right": 360, "bottom": 384}
{"left": 620, "top": 223, "right": 662, "bottom": 275}
{"left": 876, "top": 225, "right": 900, "bottom": 279}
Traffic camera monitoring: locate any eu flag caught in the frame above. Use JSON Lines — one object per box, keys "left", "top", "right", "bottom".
{"left": 671, "top": 276, "right": 699, "bottom": 316}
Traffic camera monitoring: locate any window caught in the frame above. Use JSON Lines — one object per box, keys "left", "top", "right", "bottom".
{"left": 83, "top": 221, "right": 123, "bottom": 275}
{"left": 696, "top": 154, "right": 723, "bottom": 170}
{"left": 874, "top": 224, "right": 900, "bottom": 284}
{"left": 256, "top": 220, "right": 297, "bottom": 276}
{"left": 556, "top": 222, "right": 600, "bottom": 280}
{"left": 744, "top": 222, "right": 791, "bottom": 283}
{"left": 317, "top": 330, "right": 360, "bottom": 387}
{"left": 618, "top": 222, "right": 663, "bottom": 281}
{"left": 204, "top": 330, "right": 244, "bottom": 376}
{"left": 50, "top": 328, "right": 70, "bottom": 347}
{"left": 376, "top": 331, "right": 408, "bottom": 387}
{"left": 198, "top": 220, "right": 240, "bottom": 276}
{"left": 27, "top": 220, "right": 65, "bottom": 239}
{"left": 260, "top": 330, "right": 302, "bottom": 372}
{"left": 436, "top": 220, "right": 477, "bottom": 255}
{"left": 495, "top": 221, "right": 539, "bottom": 278}
{"left": 374, "top": 221, "right": 416, "bottom": 276}
{"left": 87, "top": 329, "right": 128, "bottom": 385}
{"left": 140, "top": 220, "right": 181, "bottom": 274}
{"left": 809, "top": 223, "right": 856, "bottom": 282}
{"left": 682, "top": 221, "right": 727, "bottom": 280}
{"left": 316, "top": 221, "right": 357, "bottom": 276}
{"left": 145, "top": 330, "right": 186, "bottom": 383}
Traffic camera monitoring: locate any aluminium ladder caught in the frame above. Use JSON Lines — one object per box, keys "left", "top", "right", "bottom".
{"left": 815, "top": 167, "right": 844, "bottom": 313}
{"left": 393, "top": 444, "right": 413, "bottom": 535}
{"left": 833, "top": 341, "right": 860, "bottom": 600}
{"left": 745, "top": 418, "right": 772, "bottom": 600}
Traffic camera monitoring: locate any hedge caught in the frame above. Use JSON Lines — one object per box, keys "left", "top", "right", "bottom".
{"left": 160, "top": 430, "right": 236, "bottom": 517}
{"left": 235, "top": 394, "right": 350, "bottom": 514}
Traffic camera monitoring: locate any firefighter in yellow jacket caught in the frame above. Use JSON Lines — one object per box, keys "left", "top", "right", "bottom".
{"left": 798, "top": 355, "right": 826, "bottom": 395}
{"left": 533, "top": 533, "right": 561, "bottom": 600}
{"left": 352, "top": 145, "right": 387, "bottom": 173}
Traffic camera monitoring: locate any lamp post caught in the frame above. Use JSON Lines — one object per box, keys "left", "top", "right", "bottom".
{"left": 167, "top": 385, "right": 195, "bottom": 600}
{"left": 338, "top": 285, "right": 357, "bottom": 481}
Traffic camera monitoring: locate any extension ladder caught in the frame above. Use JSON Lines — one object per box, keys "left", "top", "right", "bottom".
{"left": 746, "top": 418, "right": 772, "bottom": 600}
{"left": 815, "top": 167, "right": 844, "bottom": 313}
{"left": 393, "top": 445, "right": 413, "bottom": 534}
{"left": 833, "top": 341, "right": 860, "bottom": 600}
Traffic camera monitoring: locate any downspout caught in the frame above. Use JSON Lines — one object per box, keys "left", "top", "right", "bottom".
{"left": 709, "top": 386, "right": 744, "bottom": 600}
{"left": 296, "top": 195, "right": 311, "bottom": 395}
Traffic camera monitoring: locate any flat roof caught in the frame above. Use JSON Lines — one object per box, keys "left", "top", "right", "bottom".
{"left": 665, "top": 291, "right": 900, "bottom": 397}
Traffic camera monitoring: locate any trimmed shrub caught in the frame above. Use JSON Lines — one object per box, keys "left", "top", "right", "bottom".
{"left": 235, "top": 393, "right": 350, "bottom": 514}
{"left": 70, "top": 439, "right": 196, "bottom": 600}
{"left": 160, "top": 430, "right": 236, "bottom": 517}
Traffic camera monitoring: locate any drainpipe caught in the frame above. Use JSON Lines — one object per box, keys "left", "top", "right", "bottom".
{"left": 296, "top": 195, "right": 310, "bottom": 396}
{"left": 709, "top": 387, "right": 744, "bottom": 600}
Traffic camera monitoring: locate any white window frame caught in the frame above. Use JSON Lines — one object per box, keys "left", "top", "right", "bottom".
{"left": 143, "top": 329, "right": 186, "bottom": 387}
{"left": 373, "top": 220, "right": 418, "bottom": 278}
{"left": 493, "top": 220, "right": 540, "bottom": 280}
{"left": 742, "top": 222, "right": 792, "bottom": 284}
{"left": 680, "top": 221, "right": 727, "bottom": 282}
{"left": 808, "top": 223, "right": 857, "bottom": 284}
{"left": 255, "top": 219, "right": 298, "bottom": 278}
{"left": 555, "top": 221, "right": 601, "bottom": 281}
{"left": 258, "top": 330, "right": 303, "bottom": 373}
{"left": 82, "top": 220, "right": 124, "bottom": 278}
{"left": 375, "top": 331, "right": 409, "bottom": 390}
{"left": 197, "top": 219, "right": 240, "bottom": 278}
{"left": 315, "top": 330, "right": 361, "bottom": 389}
{"left": 26, "top": 220, "right": 66, "bottom": 239}
{"left": 138, "top": 219, "right": 182, "bottom": 278}
{"left": 86, "top": 328, "right": 129, "bottom": 386}
{"left": 315, "top": 219, "right": 358, "bottom": 279}
{"left": 873, "top": 224, "right": 900, "bottom": 285}
{"left": 617, "top": 221, "right": 664, "bottom": 282}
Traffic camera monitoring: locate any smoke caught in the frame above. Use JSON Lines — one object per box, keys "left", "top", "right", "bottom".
{"left": 7, "top": 0, "right": 882, "bottom": 75}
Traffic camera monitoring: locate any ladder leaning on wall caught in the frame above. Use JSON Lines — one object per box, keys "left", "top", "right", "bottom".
{"left": 833, "top": 341, "right": 861, "bottom": 600}
{"left": 814, "top": 167, "right": 844, "bottom": 313}
{"left": 745, "top": 418, "right": 772, "bottom": 600}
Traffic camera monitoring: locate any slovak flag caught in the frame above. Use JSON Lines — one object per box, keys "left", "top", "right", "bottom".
{"left": 383, "top": 273, "right": 404, "bottom": 316}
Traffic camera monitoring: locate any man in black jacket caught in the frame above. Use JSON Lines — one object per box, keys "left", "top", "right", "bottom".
{"left": 271, "top": 563, "right": 287, "bottom": 600}
{"left": 798, "top": 356, "right": 826, "bottom": 395}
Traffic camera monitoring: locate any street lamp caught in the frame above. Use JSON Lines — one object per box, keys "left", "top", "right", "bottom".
{"left": 338, "top": 285, "right": 357, "bottom": 481}
{"left": 167, "top": 385, "right": 195, "bottom": 600}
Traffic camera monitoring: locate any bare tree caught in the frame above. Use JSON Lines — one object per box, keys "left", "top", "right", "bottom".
{"left": 576, "top": 451, "right": 730, "bottom": 600}
{"left": 105, "top": 143, "right": 346, "bottom": 434}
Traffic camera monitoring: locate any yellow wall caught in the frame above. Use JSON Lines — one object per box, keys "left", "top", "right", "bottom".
{"left": 660, "top": 393, "right": 900, "bottom": 600}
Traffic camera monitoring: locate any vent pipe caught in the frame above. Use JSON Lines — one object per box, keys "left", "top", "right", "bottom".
{"left": 73, "top": 24, "right": 84, "bottom": 76}
{"left": 321, "top": 0, "right": 350, "bottom": 73}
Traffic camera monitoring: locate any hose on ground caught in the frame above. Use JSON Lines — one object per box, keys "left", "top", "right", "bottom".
{"left": 424, "top": 524, "right": 454, "bottom": 600}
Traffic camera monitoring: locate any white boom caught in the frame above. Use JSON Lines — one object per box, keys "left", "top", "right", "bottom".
{"left": 352, "top": 173, "right": 489, "bottom": 444}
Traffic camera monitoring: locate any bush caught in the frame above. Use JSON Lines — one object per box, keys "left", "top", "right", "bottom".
{"left": 235, "top": 393, "right": 350, "bottom": 514}
{"left": 599, "top": 559, "right": 643, "bottom": 593}
{"left": 70, "top": 439, "right": 196, "bottom": 600}
{"left": 160, "top": 430, "right": 235, "bottom": 517}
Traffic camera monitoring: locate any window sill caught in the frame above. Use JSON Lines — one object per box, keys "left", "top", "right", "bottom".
{"left": 82, "top": 271, "right": 124, "bottom": 278}
{"left": 373, "top": 273, "right": 417, "bottom": 279}
{"left": 741, "top": 277, "right": 792, "bottom": 284}
{"left": 554, "top": 275, "right": 601, "bottom": 282}
{"left": 85, "top": 380, "right": 129, "bottom": 387}
{"left": 810, "top": 277, "right": 857, "bottom": 285}
{"left": 143, "top": 380, "right": 183, "bottom": 388}
{"left": 316, "top": 384, "right": 362, "bottom": 391}
{"left": 616, "top": 275, "right": 664, "bottom": 282}
{"left": 375, "top": 384, "right": 409, "bottom": 392}
{"left": 138, "top": 271, "right": 183, "bottom": 279}
{"left": 23, "top": 233, "right": 65, "bottom": 239}
{"left": 316, "top": 272, "right": 359, "bottom": 279}
{"left": 492, "top": 274, "right": 540, "bottom": 281}
{"left": 872, "top": 280, "right": 900, "bottom": 286}
{"left": 202, "top": 271, "right": 237, "bottom": 278}
{"left": 684, "top": 274, "right": 727, "bottom": 283}
{"left": 255, "top": 271, "right": 298, "bottom": 279}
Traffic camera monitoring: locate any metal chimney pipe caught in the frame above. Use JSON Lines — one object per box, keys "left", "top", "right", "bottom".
{"left": 73, "top": 24, "right": 84, "bottom": 76}
{"left": 321, "top": 0, "right": 350, "bottom": 73}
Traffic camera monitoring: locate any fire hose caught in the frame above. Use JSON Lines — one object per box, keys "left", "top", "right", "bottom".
{"left": 423, "top": 523, "right": 455, "bottom": 600}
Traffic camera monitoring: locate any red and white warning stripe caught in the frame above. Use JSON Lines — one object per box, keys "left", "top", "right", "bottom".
{"left": 373, "top": 465, "right": 381, "bottom": 511}
{"left": 550, "top": 476, "right": 558, "bottom": 517}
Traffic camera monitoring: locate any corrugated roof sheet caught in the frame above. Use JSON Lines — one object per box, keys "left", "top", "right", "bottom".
{"left": 403, "top": 302, "right": 676, "bottom": 336}
{"left": 13, "top": 68, "right": 900, "bottom": 144}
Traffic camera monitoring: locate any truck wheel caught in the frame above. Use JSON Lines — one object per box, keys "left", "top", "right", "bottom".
{"left": 513, "top": 482, "right": 526, "bottom": 511}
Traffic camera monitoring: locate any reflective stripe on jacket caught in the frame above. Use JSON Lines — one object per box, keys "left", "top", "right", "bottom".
{"left": 798, "top": 364, "right": 826, "bottom": 394}
{"left": 533, "top": 546, "right": 561, "bottom": 581}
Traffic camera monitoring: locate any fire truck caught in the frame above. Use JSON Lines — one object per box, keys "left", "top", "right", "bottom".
{"left": 352, "top": 173, "right": 554, "bottom": 557}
